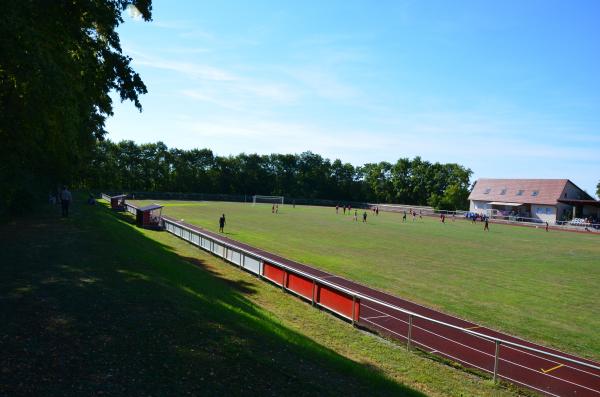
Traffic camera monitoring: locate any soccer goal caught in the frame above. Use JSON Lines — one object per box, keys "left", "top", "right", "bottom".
{"left": 252, "top": 195, "right": 284, "bottom": 205}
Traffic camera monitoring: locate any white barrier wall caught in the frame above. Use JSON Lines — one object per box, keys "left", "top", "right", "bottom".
{"left": 162, "top": 218, "right": 261, "bottom": 276}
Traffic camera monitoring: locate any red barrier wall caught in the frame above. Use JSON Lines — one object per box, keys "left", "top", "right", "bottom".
{"left": 263, "top": 262, "right": 285, "bottom": 285}
{"left": 316, "top": 284, "right": 359, "bottom": 321}
{"left": 286, "top": 272, "right": 313, "bottom": 300}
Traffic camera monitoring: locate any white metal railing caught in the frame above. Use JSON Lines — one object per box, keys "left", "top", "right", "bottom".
{"left": 160, "top": 216, "right": 600, "bottom": 384}
{"left": 101, "top": 193, "right": 111, "bottom": 202}
{"left": 125, "top": 202, "right": 138, "bottom": 216}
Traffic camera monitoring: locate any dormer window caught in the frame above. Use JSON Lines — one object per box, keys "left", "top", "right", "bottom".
{"left": 484, "top": 188, "right": 491, "bottom": 194}
{"left": 500, "top": 188, "right": 507, "bottom": 195}
{"left": 531, "top": 190, "right": 539, "bottom": 197}
{"left": 516, "top": 190, "right": 524, "bottom": 196}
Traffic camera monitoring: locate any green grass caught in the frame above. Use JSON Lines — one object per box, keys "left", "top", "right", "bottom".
{"left": 0, "top": 200, "right": 520, "bottom": 396}
{"left": 138, "top": 200, "right": 600, "bottom": 361}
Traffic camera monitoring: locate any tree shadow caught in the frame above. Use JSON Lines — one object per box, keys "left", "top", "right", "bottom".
{"left": 0, "top": 202, "right": 426, "bottom": 396}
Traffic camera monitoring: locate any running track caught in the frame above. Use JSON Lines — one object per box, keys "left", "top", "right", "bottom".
{"left": 163, "top": 217, "right": 600, "bottom": 396}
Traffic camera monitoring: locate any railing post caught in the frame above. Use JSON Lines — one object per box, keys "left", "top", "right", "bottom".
{"left": 281, "top": 270, "right": 286, "bottom": 291}
{"left": 407, "top": 314, "right": 413, "bottom": 349}
{"left": 351, "top": 295, "right": 356, "bottom": 326}
{"left": 493, "top": 340, "right": 500, "bottom": 382}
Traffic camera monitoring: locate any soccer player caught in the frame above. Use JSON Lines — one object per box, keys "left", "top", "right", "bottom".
{"left": 363, "top": 211, "right": 367, "bottom": 223}
{"left": 402, "top": 210, "right": 407, "bottom": 222}
{"left": 353, "top": 210, "right": 358, "bottom": 222}
{"left": 376, "top": 206, "right": 379, "bottom": 216}
{"left": 412, "top": 212, "right": 416, "bottom": 222}
{"left": 484, "top": 218, "right": 489, "bottom": 231}
{"left": 272, "top": 204, "right": 275, "bottom": 213}
{"left": 219, "top": 214, "right": 226, "bottom": 233}
{"left": 336, "top": 204, "right": 339, "bottom": 214}
{"left": 275, "top": 204, "right": 279, "bottom": 214}
{"left": 545, "top": 222, "right": 549, "bottom": 232}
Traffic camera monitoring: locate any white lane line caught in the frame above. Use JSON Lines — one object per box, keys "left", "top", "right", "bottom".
{"left": 362, "top": 314, "right": 390, "bottom": 320}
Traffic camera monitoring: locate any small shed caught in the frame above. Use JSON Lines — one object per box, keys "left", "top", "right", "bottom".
{"left": 136, "top": 204, "right": 163, "bottom": 228}
{"left": 110, "top": 194, "right": 127, "bottom": 210}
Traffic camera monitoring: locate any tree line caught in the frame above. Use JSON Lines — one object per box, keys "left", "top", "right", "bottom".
{"left": 85, "top": 140, "right": 473, "bottom": 210}
{"left": 1, "top": 1, "right": 151, "bottom": 216}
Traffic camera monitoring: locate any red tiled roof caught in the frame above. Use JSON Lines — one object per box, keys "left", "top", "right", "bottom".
{"left": 469, "top": 179, "right": 570, "bottom": 206}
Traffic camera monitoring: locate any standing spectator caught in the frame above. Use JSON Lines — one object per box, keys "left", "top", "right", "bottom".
{"left": 219, "top": 214, "right": 226, "bottom": 233}
{"left": 60, "top": 186, "right": 72, "bottom": 217}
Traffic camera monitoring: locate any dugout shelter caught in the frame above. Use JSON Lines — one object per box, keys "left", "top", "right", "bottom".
{"left": 136, "top": 204, "right": 164, "bottom": 228}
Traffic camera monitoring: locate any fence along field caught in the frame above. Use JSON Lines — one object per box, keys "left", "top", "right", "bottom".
{"left": 109, "top": 196, "right": 600, "bottom": 394}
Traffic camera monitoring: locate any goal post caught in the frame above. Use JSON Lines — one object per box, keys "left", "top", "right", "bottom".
{"left": 252, "top": 195, "right": 284, "bottom": 206}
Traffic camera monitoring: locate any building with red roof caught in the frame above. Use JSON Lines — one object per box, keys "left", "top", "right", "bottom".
{"left": 468, "top": 179, "right": 599, "bottom": 223}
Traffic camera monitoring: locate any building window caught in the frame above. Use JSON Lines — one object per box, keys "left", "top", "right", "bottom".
{"left": 531, "top": 190, "right": 539, "bottom": 197}
{"left": 516, "top": 190, "right": 524, "bottom": 196}
{"left": 484, "top": 188, "right": 491, "bottom": 194}
{"left": 500, "top": 188, "right": 507, "bottom": 195}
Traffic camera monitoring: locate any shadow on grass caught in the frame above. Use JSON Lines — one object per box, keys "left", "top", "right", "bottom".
{"left": 0, "top": 201, "right": 425, "bottom": 396}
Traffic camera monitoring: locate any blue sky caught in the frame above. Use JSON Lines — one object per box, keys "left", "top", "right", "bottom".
{"left": 107, "top": 0, "right": 600, "bottom": 197}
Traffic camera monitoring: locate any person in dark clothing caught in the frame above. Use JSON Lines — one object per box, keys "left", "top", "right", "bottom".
{"left": 219, "top": 214, "right": 226, "bottom": 232}
{"left": 484, "top": 218, "right": 489, "bottom": 231}
{"left": 60, "top": 186, "right": 72, "bottom": 217}
{"left": 362, "top": 211, "right": 367, "bottom": 223}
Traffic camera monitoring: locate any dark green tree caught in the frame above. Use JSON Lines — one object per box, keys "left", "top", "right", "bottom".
{"left": 0, "top": 1, "right": 152, "bottom": 214}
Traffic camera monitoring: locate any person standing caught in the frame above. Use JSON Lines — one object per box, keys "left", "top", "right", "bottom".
{"left": 219, "top": 214, "right": 226, "bottom": 233}
{"left": 336, "top": 204, "right": 339, "bottom": 214}
{"left": 353, "top": 209, "right": 358, "bottom": 222}
{"left": 363, "top": 211, "right": 367, "bottom": 223}
{"left": 60, "top": 186, "right": 72, "bottom": 217}
{"left": 484, "top": 218, "right": 489, "bottom": 231}
{"left": 545, "top": 221, "right": 549, "bottom": 232}
{"left": 402, "top": 211, "right": 407, "bottom": 222}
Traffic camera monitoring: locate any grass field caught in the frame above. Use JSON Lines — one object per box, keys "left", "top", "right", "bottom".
{"left": 0, "top": 200, "right": 521, "bottom": 396}
{"left": 137, "top": 200, "right": 600, "bottom": 361}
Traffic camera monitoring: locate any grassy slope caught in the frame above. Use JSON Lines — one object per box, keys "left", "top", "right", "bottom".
{"left": 0, "top": 201, "right": 518, "bottom": 396}
{"left": 144, "top": 201, "right": 600, "bottom": 361}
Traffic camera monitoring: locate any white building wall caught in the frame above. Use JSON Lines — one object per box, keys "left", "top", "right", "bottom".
{"left": 470, "top": 200, "right": 490, "bottom": 213}
{"left": 531, "top": 205, "right": 556, "bottom": 223}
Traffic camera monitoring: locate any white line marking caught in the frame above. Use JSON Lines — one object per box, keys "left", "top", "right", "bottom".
{"left": 362, "top": 314, "right": 390, "bottom": 320}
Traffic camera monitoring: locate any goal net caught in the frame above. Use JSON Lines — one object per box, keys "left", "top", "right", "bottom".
{"left": 252, "top": 195, "right": 284, "bottom": 205}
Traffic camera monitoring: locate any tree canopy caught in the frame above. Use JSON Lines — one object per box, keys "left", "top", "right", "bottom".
{"left": 86, "top": 140, "right": 473, "bottom": 210}
{"left": 0, "top": 1, "right": 152, "bottom": 214}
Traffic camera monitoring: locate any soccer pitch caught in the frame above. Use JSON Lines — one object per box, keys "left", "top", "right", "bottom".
{"left": 136, "top": 200, "right": 600, "bottom": 360}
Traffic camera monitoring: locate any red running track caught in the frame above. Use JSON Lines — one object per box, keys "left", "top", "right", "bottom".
{"left": 164, "top": 217, "right": 600, "bottom": 396}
